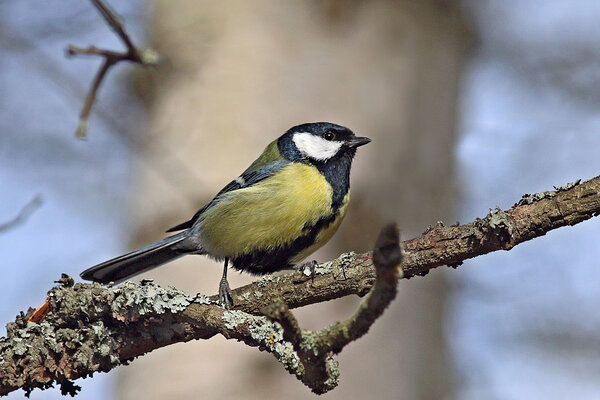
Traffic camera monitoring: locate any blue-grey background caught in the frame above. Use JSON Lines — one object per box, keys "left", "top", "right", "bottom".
{"left": 453, "top": 1, "right": 600, "bottom": 398}
{"left": 0, "top": 1, "right": 145, "bottom": 398}
{"left": 1, "top": 1, "right": 600, "bottom": 399}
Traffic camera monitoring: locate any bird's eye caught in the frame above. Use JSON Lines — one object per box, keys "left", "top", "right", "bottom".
{"left": 323, "top": 131, "right": 335, "bottom": 141}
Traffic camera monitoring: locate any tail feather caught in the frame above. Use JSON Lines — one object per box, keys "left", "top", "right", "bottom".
{"left": 80, "top": 232, "right": 190, "bottom": 284}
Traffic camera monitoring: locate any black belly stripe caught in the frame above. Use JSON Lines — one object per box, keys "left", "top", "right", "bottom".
{"left": 231, "top": 214, "right": 337, "bottom": 275}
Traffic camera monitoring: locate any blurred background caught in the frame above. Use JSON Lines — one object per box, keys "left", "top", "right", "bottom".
{"left": 1, "top": 1, "right": 600, "bottom": 399}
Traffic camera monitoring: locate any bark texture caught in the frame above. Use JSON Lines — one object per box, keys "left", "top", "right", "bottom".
{"left": 1, "top": 176, "right": 598, "bottom": 397}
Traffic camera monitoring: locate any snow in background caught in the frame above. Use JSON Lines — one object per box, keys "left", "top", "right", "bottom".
{"left": 453, "top": 1, "right": 600, "bottom": 399}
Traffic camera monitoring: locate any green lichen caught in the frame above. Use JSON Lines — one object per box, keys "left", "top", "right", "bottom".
{"left": 554, "top": 179, "right": 581, "bottom": 192}
{"left": 222, "top": 310, "right": 302, "bottom": 374}
{"left": 306, "top": 252, "right": 356, "bottom": 278}
{"left": 221, "top": 309, "right": 341, "bottom": 393}
{"left": 516, "top": 179, "right": 581, "bottom": 207}
{"left": 321, "top": 354, "right": 340, "bottom": 392}
{"left": 474, "top": 207, "right": 515, "bottom": 246}
{"left": 0, "top": 288, "right": 121, "bottom": 397}
{"left": 192, "top": 293, "right": 211, "bottom": 305}
{"left": 487, "top": 207, "right": 513, "bottom": 235}
{"left": 329, "top": 252, "right": 355, "bottom": 279}
{"left": 54, "top": 273, "right": 74, "bottom": 287}
{"left": 517, "top": 191, "right": 556, "bottom": 206}
{"left": 239, "top": 291, "right": 251, "bottom": 301}
{"left": 256, "top": 275, "right": 276, "bottom": 287}
{"left": 1, "top": 275, "right": 208, "bottom": 397}
{"left": 111, "top": 281, "right": 194, "bottom": 322}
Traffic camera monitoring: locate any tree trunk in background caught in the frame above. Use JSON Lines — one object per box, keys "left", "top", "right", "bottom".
{"left": 119, "top": 1, "right": 468, "bottom": 399}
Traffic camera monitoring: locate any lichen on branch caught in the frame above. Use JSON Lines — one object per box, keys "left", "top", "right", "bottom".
{"left": 1, "top": 175, "right": 600, "bottom": 397}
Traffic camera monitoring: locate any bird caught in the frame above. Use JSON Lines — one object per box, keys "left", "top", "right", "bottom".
{"left": 80, "top": 122, "right": 370, "bottom": 308}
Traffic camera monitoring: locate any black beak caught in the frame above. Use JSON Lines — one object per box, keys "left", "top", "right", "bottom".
{"left": 347, "top": 136, "right": 371, "bottom": 148}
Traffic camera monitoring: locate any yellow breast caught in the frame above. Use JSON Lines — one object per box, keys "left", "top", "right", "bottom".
{"left": 198, "top": 163, "right": 348, "bottom": 259}
{"left": 289, "top": 195, "right": 349, "bottom": 264}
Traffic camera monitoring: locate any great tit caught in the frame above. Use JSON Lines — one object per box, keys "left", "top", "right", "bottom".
{"left": 80, "top": 122, "right": 370, "bottom": 307}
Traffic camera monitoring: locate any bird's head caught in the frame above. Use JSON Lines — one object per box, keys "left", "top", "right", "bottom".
{"left": 279, "top": 122, "right": 371, "bottom": 164}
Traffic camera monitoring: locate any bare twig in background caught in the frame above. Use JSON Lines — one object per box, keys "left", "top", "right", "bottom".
{"left": 1, "top": 175, "right": 599, "bottom": 396}
{"left": 0, "top": 195, "right": 43, "bottom": 233}
{"left": 66, "top": 0, "right": 159, "bottom": 138}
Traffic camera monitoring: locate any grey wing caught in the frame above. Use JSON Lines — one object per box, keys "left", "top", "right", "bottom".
{"left": 165, "top": 161, "right": 289, "bottom": 232}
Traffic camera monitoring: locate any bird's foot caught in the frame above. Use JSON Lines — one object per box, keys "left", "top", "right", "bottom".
{"left": 295, "top": 259, "right": 319, "bottom": 276}
{"left": 218, "top": 277, "right": 234, "bottom": 309}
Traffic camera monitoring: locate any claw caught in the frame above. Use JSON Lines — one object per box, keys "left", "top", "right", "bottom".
{"left": 218, "top": 276, "right": 233, "bottom": 309}
{"left": 218, "top": 258, "right": 233, "bottom": 309}
{"left": 295, "top": 259, "right": 319, "bottom": 276}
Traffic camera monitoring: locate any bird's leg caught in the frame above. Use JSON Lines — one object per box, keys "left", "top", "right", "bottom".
{"left": 218, "top": 258, "right": 233, "bottom": 309}
{"left": 295, "top": 259, "right": 319, "bottom": 276}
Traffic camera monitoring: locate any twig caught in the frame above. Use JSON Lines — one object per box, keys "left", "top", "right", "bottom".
{"left": 91, "top": 0, "right": 136, "bottom": 53}
{"left": 0, "top": 195, "right": 43, "bottom": 233}
{"left": 71, "top": 57, "right": 115, "bottom": 138}
{"left": 261, "top": 224, "right": 402, "bottom": 393}
{"left": 67, "top": 0, "right": 159, "bottom": 138}
{"left": 1, "top": 175, "right": 599, "bottom": 396}
{"left": 260, "top": 299, "right": 304, "bottom": 353}
{"left": 314, "top": 223, "right": 401, "bottom": 355}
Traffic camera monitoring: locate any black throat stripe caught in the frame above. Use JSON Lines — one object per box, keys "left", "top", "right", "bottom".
{"left": 277, "top": 132, "right": 353, "bottom": 213}
{"left": 314, "top": 154, "right": 351, "bottom": 213}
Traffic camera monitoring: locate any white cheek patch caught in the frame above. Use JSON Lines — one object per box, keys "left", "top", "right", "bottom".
{"left": 293, "top": 132, "right": 343, "bottom": 161}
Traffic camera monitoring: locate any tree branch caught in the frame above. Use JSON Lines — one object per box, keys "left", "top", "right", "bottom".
{"left": 66, "top": 0, "right": 159, "bottom": 138}
{"left": 260, "top": 223, "right": 402, "bottom": 392}
{"left": 0, "top": 195, "right": 43, "bottom": 233}
{"left": 1, "top": 175, "right": 599, "bottom": 397}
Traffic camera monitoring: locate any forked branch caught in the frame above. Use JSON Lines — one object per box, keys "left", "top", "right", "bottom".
{"left": 66, "top": 0, "right": 159, "bottom": 138}
{"left": 1, "top": 175, "right": 599, "bottom": 396}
